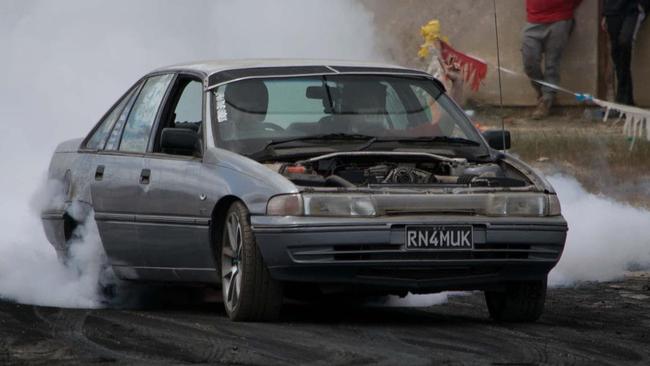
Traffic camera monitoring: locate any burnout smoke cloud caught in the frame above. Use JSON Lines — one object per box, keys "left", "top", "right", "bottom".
{"left": 548, "top": 175, "right": 650, "bottom": 286}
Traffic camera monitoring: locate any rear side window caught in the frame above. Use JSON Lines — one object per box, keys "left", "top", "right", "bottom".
{"left": 119, "top": 74, "right": 174, "bottom": 153}
{"left": 85, "top": 86, "right": 139, "bottom": 150}
{"left": 105, "top": 84, "right": 142, "bottom": 151}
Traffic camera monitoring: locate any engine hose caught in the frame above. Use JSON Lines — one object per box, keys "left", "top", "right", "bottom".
{"left": 325, "top": 175, "right": 356, "bottom": 188}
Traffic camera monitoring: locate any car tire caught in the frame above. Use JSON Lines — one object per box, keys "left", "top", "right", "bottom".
{"left": 484, "top": 280, "right": 546, "bottom": 322}
{"left": 219, "top": 201, "right": 283, "bottom": 321}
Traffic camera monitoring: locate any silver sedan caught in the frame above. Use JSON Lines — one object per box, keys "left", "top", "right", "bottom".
{"left": 41, "top": 59, "right": 567, "bottom": 322}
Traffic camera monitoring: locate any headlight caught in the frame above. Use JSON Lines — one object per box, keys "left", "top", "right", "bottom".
{"left": 485, "top": 193, "right": 547, "bottom": 216}
{"left": 268, "top": 193, "right": 560, "bottom": 217}
{"left": 266, "top": 193, "right": 377, "bottom": 217}
{"left": 304, "top": 194, "right": 377, "bottom": 217}
{"left": 266, "top": 194, "right": 303, "bottom": 216}
{"left": 547, "top": 194, "right": 562, "bottom": 216}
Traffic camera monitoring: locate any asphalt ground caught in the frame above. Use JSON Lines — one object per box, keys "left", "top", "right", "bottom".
{"left": 0, "top": 272, "right": 649, "bottom": 365}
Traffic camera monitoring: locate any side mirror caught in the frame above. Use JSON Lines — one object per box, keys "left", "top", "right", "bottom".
{"left": 161, "top": 128, "right": 201, "bottom": 156}
{"left": 482, "top": 129, "right": 511, "bottom": 150}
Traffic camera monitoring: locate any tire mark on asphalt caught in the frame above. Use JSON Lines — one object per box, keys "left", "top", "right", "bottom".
{"left": 117, "top": 310, "right": 322, "bottom": 365}
{"left": 2, "top": 279, "right": 649, "bottom": 365}
{"left": 104, "top": 310, "right": 235, "bottom": 364}
{"left": 32, "top": 306, "right": 168, "bottom": 364}
{"left": 123, "top": 308, "right": 434, "bottom": 365}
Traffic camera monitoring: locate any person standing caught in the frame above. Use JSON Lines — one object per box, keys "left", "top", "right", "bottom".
{"left": 522, "top": 0, "right": 582, "bottom": 119}
{"left": 602, "top": 0, "right": 648, "bottom": 106}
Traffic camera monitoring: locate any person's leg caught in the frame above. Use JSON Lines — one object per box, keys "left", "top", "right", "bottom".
{"left": 521, "top": 22, "right": 545, "bottom": 99}
{"left": 606, "top": 15, "right": 624, "bottom": 104}
{"left": 541, "top": 19, "right": 573, "bottom": 105}
{"left": 614, "top": 13, "right": 643, "bottom": 105}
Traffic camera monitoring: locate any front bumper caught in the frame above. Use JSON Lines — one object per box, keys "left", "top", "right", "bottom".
{"left": 252, "top": 215, "right": 567, "bottom": 293}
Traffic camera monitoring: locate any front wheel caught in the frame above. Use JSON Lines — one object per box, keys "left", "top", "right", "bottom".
{"left": 484, "top": 280, "right": 546, "bottom": 322}
{"left": 219, "top": 202, "right": 283, "bottom": 321}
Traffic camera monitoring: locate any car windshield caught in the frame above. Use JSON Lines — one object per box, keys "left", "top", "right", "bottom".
{"left": 211, "top": 75, "right": 486, "bottom": 158}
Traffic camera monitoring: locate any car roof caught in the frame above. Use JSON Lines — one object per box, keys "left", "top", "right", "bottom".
{"left": 151, "top": 59, "right": 433, "bottom": 89}
{"left": 153, "top": 58, "right": 415, "bottom": 75}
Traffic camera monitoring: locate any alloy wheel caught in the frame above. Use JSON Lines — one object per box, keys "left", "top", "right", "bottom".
{"left": 221, "top": 212, "right": 243, "bottom": 312}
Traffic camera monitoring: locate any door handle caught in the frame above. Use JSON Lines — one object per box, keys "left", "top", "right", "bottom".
{"left": 140, "top": 169, "right": 151, "bottom": 185}
{"left": 95, "top": 165, "right": 105, "bottom": 181}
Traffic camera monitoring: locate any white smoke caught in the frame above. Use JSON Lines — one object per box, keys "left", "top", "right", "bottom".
{"left": 382, "top": 292, "right": 465, "bottom": 307}
{"left": 548, "top": 175, "right": 650, "bottom": 286}
{"left": 0, "top": 0, "right": 381, "bottom": 308}
{"left": 0, "top": 207, "right": 107, "bottom": 308}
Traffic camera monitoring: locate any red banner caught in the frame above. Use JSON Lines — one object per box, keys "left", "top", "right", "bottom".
{"left": 439, "top": 41, "right": 488, "bottom": 92}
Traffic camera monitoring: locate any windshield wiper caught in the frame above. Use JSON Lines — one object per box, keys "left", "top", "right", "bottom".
{"left": 358, "top": 135, "right": 480, "bottom": 150}
{"left": 263, "top": 133, "right": 376, "bottom": 149}
{"left": 247, "top": 133, "right": 376, "bottom": 160}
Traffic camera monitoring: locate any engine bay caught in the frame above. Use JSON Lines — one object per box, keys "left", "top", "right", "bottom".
{"left": 267, "top": 152, "right": 531, "bottom": 189}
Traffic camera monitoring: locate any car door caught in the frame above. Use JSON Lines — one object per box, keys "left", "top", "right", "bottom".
{"left": 91, "top": 73, "right": 174, "bottom": 277}
{"left": 136, "top": 76, "right": 218, "bottom": 282}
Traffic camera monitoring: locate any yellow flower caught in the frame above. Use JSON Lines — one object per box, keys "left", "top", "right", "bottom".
{"left": 418, "top": 46, "right": 430, "bottom": 59}
{"left": 420, "top": 20, "right": 441, "bottom": 43}
{"left": 417, "top": 19, "right": 449, "bottom": 58}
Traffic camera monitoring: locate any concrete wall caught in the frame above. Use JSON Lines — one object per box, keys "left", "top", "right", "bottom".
{"left": 363, "top": 0, "right": 649, "bottom": 107}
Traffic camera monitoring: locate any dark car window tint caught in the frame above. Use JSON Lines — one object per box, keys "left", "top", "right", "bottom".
{"left": 173, "top": 80, "right": 202, "bottom": 125}
{"left": 212, "top": 75, "right": 491, "bottom": 157}
{"left": 119, "top": 74, "right": 173, "bottom": 153}
{"left": 410, "top": 84, "right": 473, "bottom": 138}
{"left": 385, "top": 84, "right": 409, "bottom": 129}
{"left": 86, "top": 86, "right": 139, "bottom": 150}
{"left": 264, "top": 79, "right": 325, "bottom": 127}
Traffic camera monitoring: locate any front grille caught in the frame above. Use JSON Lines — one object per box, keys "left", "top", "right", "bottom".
{"left": 356, "top": 266, "right": 501, "bottom": 280}
{"left": 289, "top": 242, "right": 561, "bottom": 263}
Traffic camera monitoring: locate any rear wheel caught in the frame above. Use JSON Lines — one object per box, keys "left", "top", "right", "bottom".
{"left": 485, "top": 280, "right": 546, "bottom": 322}
{"left": 219, "top": 201, "right": 283, "bottom": 321}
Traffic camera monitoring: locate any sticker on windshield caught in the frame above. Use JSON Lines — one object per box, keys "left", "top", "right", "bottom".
{"left": 216, "top": 92, "right": 228, "bottom": 123}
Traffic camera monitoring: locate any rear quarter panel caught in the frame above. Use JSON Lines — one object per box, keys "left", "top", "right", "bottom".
{"left": 41, "top": 138, "right": 95, "bottom": 251}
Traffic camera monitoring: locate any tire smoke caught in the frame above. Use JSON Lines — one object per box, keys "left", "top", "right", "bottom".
{"left": 381, "top": 292, "right": 465, "bottom": 307}
{"left": 0, "top": 179, "right": 108, "bottom": 308}
{"left": 548, "top": 175, "right": 650, "bottom": 286}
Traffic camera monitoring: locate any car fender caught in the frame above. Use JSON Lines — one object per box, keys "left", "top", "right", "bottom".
{"left": 202, "top": 147, "right": 298, "bottom": 215}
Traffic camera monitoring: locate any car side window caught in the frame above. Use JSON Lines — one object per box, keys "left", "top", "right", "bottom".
{"left": 152, "top": 77, "right": 203, "bottom": 156}
{"left": 173, "top": 80, "right": 202, "bottom": 128}
{"left": 119, "top": 74, "right": 174, "bottom": 153}
{"left": 85, "top": 85, "right": 139, "bottom": 150}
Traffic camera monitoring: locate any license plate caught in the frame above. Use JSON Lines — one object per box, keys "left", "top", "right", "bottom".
{"left": 405, "top": 226, "right": 473, "bottom": 249}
